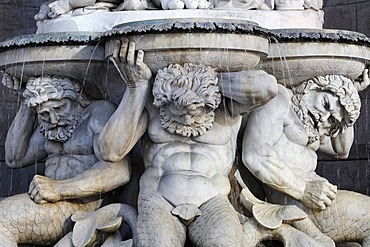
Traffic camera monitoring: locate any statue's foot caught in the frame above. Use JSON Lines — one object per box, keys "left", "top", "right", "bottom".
{"left": 34, "top": 2, "right": 52, "bottom": 21}
{"left": 34, "top": 11, "right": 49, "bottom": 21}
{"left": 48, "top": 0, "right": 72, "bottom": 18}
{"left": 164, "top": 0, "right": 185, "bottom": 9}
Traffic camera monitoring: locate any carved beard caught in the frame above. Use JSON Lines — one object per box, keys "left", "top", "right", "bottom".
{"left": 38, "top": 108, "right": 83, "bottom": 143}
{"left": 291, "top": 95, "right": 321, "bottom": 144}
{"left": 159, "top": 105, "right": 215, "bottom": 137}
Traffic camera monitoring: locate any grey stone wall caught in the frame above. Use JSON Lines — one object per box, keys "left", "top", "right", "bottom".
{"left": 323, "top": 0, "right": 370, "bottom": 36}
{"left": 0, "top": 1, "right": 45, "bottom": 197}
{"left": 319, "top": 0, "right": 370, "bottom": 195}
{"left": 0, "top": 1, "right": 369, "bottom": 198}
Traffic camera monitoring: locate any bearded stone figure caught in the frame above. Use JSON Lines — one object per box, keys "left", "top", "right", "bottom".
{"left": 0, "top": 74, "right": 131, "bottom": 246}
{"left": 98, "top": 40, "right": 338, "bottom": 247}
{"left": 243, "top": 71, "right": 370, "bottom": 246}
{"left": 152, "top": 63, "right": 222, "bottom": 138}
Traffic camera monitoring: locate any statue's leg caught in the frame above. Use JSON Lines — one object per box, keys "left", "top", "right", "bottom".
{"left": 310, "top": 190, "right": 370, "bottom": 246}
{"left": 136, "top": 192, "right": 186, "bottom": 247}
{"left": 0, "top": 193, "right": 99, "bottom": 246}
{"left": 188, "top": 195, "right": 243, "bottom": 247}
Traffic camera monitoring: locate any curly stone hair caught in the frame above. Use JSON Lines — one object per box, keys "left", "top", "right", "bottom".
{"left": 23, "top": 75, "right": 91, "bottom": 108}
{"left": 153, "top": 63, "right": 221, "bottom": 110}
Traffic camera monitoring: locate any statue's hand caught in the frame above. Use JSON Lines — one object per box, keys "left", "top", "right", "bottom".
{"left": 1, "top": 71, "right": 22, "bottom": 95}
{"left": 28, "top": 175, "right": 62, "bottom": 204}
{"left": 110, "top": 39, "right": 152, "bottom": 88}
{"left": 354, "top": 68, "right": 370, "bottom": 92}
{"left": 301, "top": 180, "right": 337, "bottom": 210}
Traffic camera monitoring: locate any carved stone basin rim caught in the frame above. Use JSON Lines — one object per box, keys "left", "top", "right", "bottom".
{"left": 0, "top": 32, "right": 101, "bottom": 51}
{"left": 0, "top": 32, "right": 105, "bottom": 83}
{"left": 270, "top": 28, "right": 370, "bottom": 46}
{"left": 0, "top": 32, "right": 112, "bottom": 100}
{"left": 103, "top": 19, "right": 271, "bottom": 72}
{"left": 257, "top": 28, "right": 370, "bottom": 86}
{"left": 103, "top": 18, "right": 270, "bottom": 37}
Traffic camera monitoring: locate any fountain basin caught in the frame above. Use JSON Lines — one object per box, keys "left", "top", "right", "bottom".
{"left": 104, "top": 19, "right": 270, "bottom": 73}
{"left": 0, "top": 45, "right": 104, "bottom": 82}
{"left": 0, "top": 20, "right": 272, "bottom": 101}
{"left": 257, "top": 29, "right": 370, "bottom": 86}
{"left": 0, "top": 33, "right": 125, "bottom": 101}
{"left": 0, "top": 33, "right": 102, "bottom": 79}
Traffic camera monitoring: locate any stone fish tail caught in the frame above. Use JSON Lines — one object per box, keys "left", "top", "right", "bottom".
{"left": 0, "top": 193, "right": 100, "bottom": 247}
{"left": 310, "top": 190, "right": 370, "bottom": 246}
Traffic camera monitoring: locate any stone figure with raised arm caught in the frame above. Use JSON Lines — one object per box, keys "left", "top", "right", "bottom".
{"left": 242, "top": 70, "right": 370, "bottom": 246}
{"left": 0, "top": 74, "right": 131, "bottom": 246}
{"left": 98, "top": 39, "right": 281, "bottom": 246}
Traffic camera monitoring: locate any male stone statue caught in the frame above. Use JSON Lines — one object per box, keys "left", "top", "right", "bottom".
{"left": 98, "top": 39, "right": 278, "bottom": 246}
{"left": 0, "top": 74, "right": 130, "bottom": 246}
{"left": 242, "top": 71, "right": 370, "bottom": 246}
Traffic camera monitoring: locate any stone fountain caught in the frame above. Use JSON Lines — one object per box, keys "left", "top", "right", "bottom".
{"left": 0, "top": 1, "right": 370, "bottom": 247}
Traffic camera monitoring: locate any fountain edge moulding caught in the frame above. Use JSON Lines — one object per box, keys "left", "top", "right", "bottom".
{"left": 0, "top": 10, "right": 369, "bottom": 100}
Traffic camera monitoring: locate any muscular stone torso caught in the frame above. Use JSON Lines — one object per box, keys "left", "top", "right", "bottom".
{"left": 44, "top": 126, "right": 97, "bottom": 180}
{"left": 43, "top": 104, "right": 100, "bottom": 180}
{"left": 141, "top": 109, "right": 241, "bottom": 207}
{"left": 272, "top": 89, "right": 322, "bottom": 180}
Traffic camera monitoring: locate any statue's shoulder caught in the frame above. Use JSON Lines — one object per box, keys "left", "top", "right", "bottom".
{"left": 87, "top": 100, "right": 117, "bottom": 115}
{"left": 260, "top": 84, "right": 290, "bottom": 116}
{"left": 277, "top": 84, "right": 292, "bottom": 101}
{"left": 84, "top": 100, "right": 117, "bottom": 130}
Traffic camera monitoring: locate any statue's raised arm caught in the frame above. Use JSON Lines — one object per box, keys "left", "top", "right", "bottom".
{"left": 98, "top": 39, "right": 151, "bottom": 162}
{"left": 217, "top": 70, "right": 278, "bottom": 116}
{"left": 2, "top": 73, "right": 47, "bottom": 168}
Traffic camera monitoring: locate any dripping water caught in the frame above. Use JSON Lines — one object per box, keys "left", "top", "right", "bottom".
{"left": 80, "top": 39, "right": 104, "bottom": 101}
{"left": 268, "top": 36, "right": 293, "bottom": 88}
